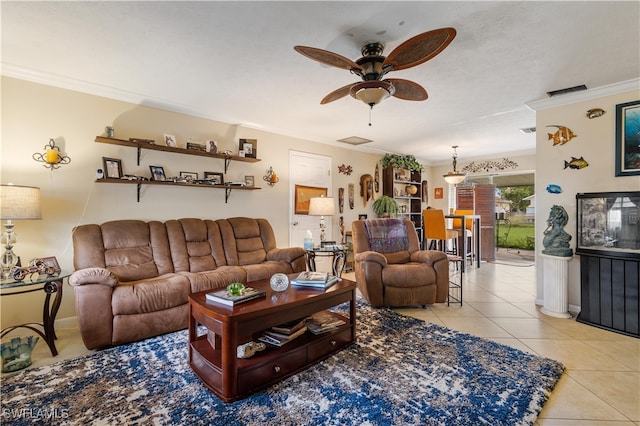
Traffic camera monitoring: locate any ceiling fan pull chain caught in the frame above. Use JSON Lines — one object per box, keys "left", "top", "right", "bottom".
{"left": 369, "top": 105, "right": 373, "bottom": 127}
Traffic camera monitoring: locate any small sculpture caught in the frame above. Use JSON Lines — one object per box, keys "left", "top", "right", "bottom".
{"left": 542, "top": 205, "right": 573, "bottom": 257}
{"left": 237, "top": 341, "right": 266, "bottom": 359}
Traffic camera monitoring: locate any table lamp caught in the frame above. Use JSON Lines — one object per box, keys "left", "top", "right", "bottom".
{"left": 0, "top": 184, "right": 42, "bottom": 278}
{"left": 308, "top": 196, "right": 335, "bottom": 242}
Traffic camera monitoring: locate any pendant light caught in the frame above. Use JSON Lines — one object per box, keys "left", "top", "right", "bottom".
{"left": 443, "top": 145, "right": 466, "bottom": 185}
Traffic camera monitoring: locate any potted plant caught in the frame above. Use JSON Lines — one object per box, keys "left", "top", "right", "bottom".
{"left": 372, "top": 195, "right": 400, "bottom": 218}
{"left": 380, "top": 154, "right": 423, "bottom": 172}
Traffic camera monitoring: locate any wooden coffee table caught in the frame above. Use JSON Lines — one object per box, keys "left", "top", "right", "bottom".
{"left": 188, "top": 275, "right": 357, "bottom": 402}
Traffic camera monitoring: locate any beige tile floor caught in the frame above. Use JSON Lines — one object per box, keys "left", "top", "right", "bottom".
{"left": 7, "top": 255, "right": 640, "bottom": 425}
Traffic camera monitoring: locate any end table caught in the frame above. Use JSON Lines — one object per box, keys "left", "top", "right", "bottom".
{"left": 1, "top": 271, "right": 70, "bottom": 356}
{"left": 305, "top": 247, "right": 346, "bottom": 277}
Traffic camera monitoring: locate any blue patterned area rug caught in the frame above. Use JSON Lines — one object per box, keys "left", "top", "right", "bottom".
{"left": 1, "top": 302, "right": 564, "bottom": 425}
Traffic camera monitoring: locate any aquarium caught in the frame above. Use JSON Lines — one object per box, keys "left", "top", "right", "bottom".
{"left": 576, "top": 191, "right": 640, "bottom": 259}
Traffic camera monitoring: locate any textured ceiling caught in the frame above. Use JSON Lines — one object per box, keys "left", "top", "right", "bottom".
{"left": 2, "top": 1, "right": 639, "bottom": 165}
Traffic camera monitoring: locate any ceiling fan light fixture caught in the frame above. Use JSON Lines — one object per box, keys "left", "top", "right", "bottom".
{"left": 350, "top": 81, "right": 395, "bottom": 107}
{"left": 443, "top": 145, "right": 466, "bottom": 185}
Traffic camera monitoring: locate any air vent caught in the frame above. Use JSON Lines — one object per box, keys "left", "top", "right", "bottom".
{"left": 337, "top": 136, "right": 373, "bottom": 145}
{"left": 546, "top": 85, "right": 587, "bottom": 97}
{"left": 519, "top": 127, "right": 536, "bottom": 134}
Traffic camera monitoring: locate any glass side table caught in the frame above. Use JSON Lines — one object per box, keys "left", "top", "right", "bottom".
{"left": 305, "top": 247, "right": 346, "bottom": 277}
{"left": 1, "top": 271, "right": 70, "bottom": 356}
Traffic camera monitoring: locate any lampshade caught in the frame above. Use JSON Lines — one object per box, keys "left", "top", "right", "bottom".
{"left": 308, "top": 196, "right": 335, "bottom": 216}
{"left": 443, "top": 145, "right": 466, "bottom": 185}
{"left": 0, "top": 184, "right": 42, "bottom": 220}
{"left": 350, "top": 81, "right": 395, "bottom": 107}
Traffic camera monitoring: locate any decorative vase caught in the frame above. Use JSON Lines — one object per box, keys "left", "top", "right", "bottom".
{"left": 405, "top": 184, "right": 418, "bottom": 196}
{"left": 1, "top": 336, "right": 39, "bottom": 372}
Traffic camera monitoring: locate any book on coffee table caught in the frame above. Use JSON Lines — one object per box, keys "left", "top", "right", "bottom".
{"left": 205, "top": 287, "right": 266, "bottom": 306}
{"left": 293, "top": 271, "right": 329, "bottom": 283}
{"left": 259, "top": 326, "right": 308, "bottom": 347}
{"left": 306, "top": 311, "right": 345, "bottom": 334}
{"left": 291, "top": 275, "right": 340, "bottom": 289}
{"left": 270, "top": 317, "right": 309, "bottom": 335}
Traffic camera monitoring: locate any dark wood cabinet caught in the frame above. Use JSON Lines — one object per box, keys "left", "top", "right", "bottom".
{"left": 577, "top": 254, "right": 639, "bottom": 337}
{"left": 382, "top": 167, "right": 423, "bottom": 243}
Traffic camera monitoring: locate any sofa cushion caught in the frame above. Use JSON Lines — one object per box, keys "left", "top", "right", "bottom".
{"left": 166, "top": 219, "right": 228, "bottom": 272}
{"left": 381, "top": 263, "right": 436, "bottom": 288}
{"left": 241, "top": 261, "right": 297, "bottom": 282}
{"left": 180, "top": 266, "right": 247, "bottom": 294}
{"left": 218, "top": 218, "right": 273, "bottom": 266}
{"left": 111, "top": 273, "right": 190, "bottom": 315}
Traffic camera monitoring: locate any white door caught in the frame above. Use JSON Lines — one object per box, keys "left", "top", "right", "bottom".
{"left": 289, "top": 151, "right": 332, "bottom": 248}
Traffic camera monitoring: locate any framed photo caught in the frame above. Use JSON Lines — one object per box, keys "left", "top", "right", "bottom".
{"left": 204, "top": 171, "right": 224, "bottom": 185}
{"left": 244, "top": 176, "right": 255, "bottom": 187}
{"left": 102, "top": 157, "right": 123, "bottom": 179}
{"left": 180, "top": 171, "right": 198, "bottom": 180}
{"left": 358, "top": 214, "right": 368, "bottom": 221}
{"left": 40, "top": 256, "right": 61, "bottom": 273}
{"left": 164, "top": 134, "right": 177, "bottom": 147}
{"left": 615, "top": 100, "right": 640, "bottom": 177}
{"left": 149, "top": 165, "right": 167, "bottom": 181}
{"left": 206, "top": 140, "right": 218, "bottom": 154}
{"left": 294, "top": 185, "right": 327, "bottom": 214}
{"left": 239, "top": 138, "right": 257, "bottom": 158}
{"left": 434, "top": 187, "right": 444, "bottom": 199}
{"left": 238, "top": 150, "right": 246, "bottom": 158}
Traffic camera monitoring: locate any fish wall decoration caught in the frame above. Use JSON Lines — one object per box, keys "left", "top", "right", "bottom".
{"left": 586, "top": 108, "right": 606, "bottom": 119}
{"left": 564, "top": 156, "right": 589, "bottom": 170}
{"left": 546, "top": 184, "right": 562, "bottom": 194}
{"left": 547, "top": 125, "right": 577, "bottom": 145}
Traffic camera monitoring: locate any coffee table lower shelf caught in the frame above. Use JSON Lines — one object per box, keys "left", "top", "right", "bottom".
{"left": 190, "top": 317, "right": 353, "bottom": 402}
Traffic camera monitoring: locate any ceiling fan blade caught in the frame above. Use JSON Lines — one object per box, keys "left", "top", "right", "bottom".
{"left": 383, "top": 28, "right": 456, "bottom": 71}
{"left": 386, "top": 79, "right": 428, "bottom": 101}
{"left": 321, "top": 83, "right": 355, "bottom": 104}
{"left": 294, "top": 46, "right": 362, "bottom": 72}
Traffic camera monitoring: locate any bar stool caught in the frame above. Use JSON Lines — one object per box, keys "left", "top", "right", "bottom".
{"left": 423, "top": 209, "right": 458, "bottom": 254}
{"left": 452, "top": 209, "right": 475, "bottom": 265}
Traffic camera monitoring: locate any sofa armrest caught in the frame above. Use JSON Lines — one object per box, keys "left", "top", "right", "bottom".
{"left": 353, "top": 251, "right": 388, "bottom": 307}
{"left": 410, "top": 250, "right": 449, "bottom": 303}
{"left": 409, "top": 250, "right": 448, "bottom": 266}
{"left": 69, "top": 267, "right": 118, "bottom": 287}
{"left": 267, "top": 247, "right": 307, "bottom": 267}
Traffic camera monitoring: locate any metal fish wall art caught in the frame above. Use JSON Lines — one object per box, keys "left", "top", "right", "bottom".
{"left": 547, "top": 125, "right": 577, "bottom": 145}
{"left": 586, "top": 108, "right": 606, "bottom": 119}
{"left": 546, "top": 184, "right": 562, "bottom": 194}
{"left": 564, "top": 156, "right": 589, "bottom": 170}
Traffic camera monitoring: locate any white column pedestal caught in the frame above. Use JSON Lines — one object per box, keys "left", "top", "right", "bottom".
{"left": 540, "top": 253, "right": 572, "bottom": 318}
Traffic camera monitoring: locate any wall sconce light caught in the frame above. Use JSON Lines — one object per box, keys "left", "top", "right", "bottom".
{"left": 263, "top": 167, "right": 279, "bottom": 186}
{"left": 33, "top": 139, "right": 71, "bottom": 170}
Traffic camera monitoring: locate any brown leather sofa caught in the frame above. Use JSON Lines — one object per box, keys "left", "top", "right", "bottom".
{"left": 351, "top": 218, "right": 449, "bottom": 307}
{"left": 70, "top": 217, "right": 306, "bottom": 350}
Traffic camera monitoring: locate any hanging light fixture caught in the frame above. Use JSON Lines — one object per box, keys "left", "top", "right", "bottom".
{"left": 443, "top": 145, "right": 466, "bottom": 185}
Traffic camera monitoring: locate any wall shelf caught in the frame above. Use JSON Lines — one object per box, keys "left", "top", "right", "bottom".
{"left": 95, "top": 136, "right": 260, "bottom": 172}
{"left": 96, "top": 178, "right": 260, "bottom": 203}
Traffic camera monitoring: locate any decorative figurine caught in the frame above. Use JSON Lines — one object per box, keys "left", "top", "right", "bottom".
{"left": 542, "top": 205, "right": 573, "bottom": 257}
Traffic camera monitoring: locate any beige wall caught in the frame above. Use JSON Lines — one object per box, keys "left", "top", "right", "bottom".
{"left": 534, "top": 87, "right": 640, "bottom": 309}
{"left": 0, "top": 77, "right": 384, "bottom": 326}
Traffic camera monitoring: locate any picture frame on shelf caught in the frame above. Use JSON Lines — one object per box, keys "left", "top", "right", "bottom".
{"left": 40, "top": 256, "right": 61, "bottom": 273}
{"left": 238, "top": 150, "right": 246, "bottom": 158}
{"left": 164, "top": 134, "right": 177, "bottom": 147}
{"left": 149, "top": 165, "right": 167, "bottom": 181}
{"left": 180, "top": 171, "right": 198, "bottom": 181}
{"left": 206, "top": 140, "right": 218, "bottom": 154}
{"left": 186, "top": 142, "right": 205, "bottom": 152}
{"left": 358, "top": 214, "right": 368, "bottom": 221}
{"left": 239, "top": 138, "right": 257, "bottom": 158}
{"left": 204, "top": 172, "right": 224, "bottom": 185}
{"left": 615, "top": 100, "right": 640, "bottom": 177}
{"left": 294, "top": 185, "right": 327, "bottom": 214}
{"left": 244, "top": 176, "right": 255, "bottom": 187}
{"left": 102, "top": 157, "right": 123, "bottom": 179}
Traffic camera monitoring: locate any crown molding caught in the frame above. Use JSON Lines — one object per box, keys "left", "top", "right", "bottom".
{"left": 525, "top": 78, "right": 640, "bottom": 111}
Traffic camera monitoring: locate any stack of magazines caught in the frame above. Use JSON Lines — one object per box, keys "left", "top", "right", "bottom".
{"left": 258, "top": 317, "right": 308, "bottom": 347}
{"left": 290, "top": 271, "right": 340, "bottom": 289}
{"left": 205, "top": 287, "right": 266, "bottom": 306}
{"left": 306, "top": 311, "right": 345, "bottom": 335}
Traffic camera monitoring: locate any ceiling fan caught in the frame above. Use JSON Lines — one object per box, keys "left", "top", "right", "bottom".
{"left": 294, "top": 27, "right": 457, "bottom": 112}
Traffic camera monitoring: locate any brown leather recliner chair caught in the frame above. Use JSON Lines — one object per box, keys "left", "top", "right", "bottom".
{"left": 351, "top": 218, "right": 449, "bottom": 307}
